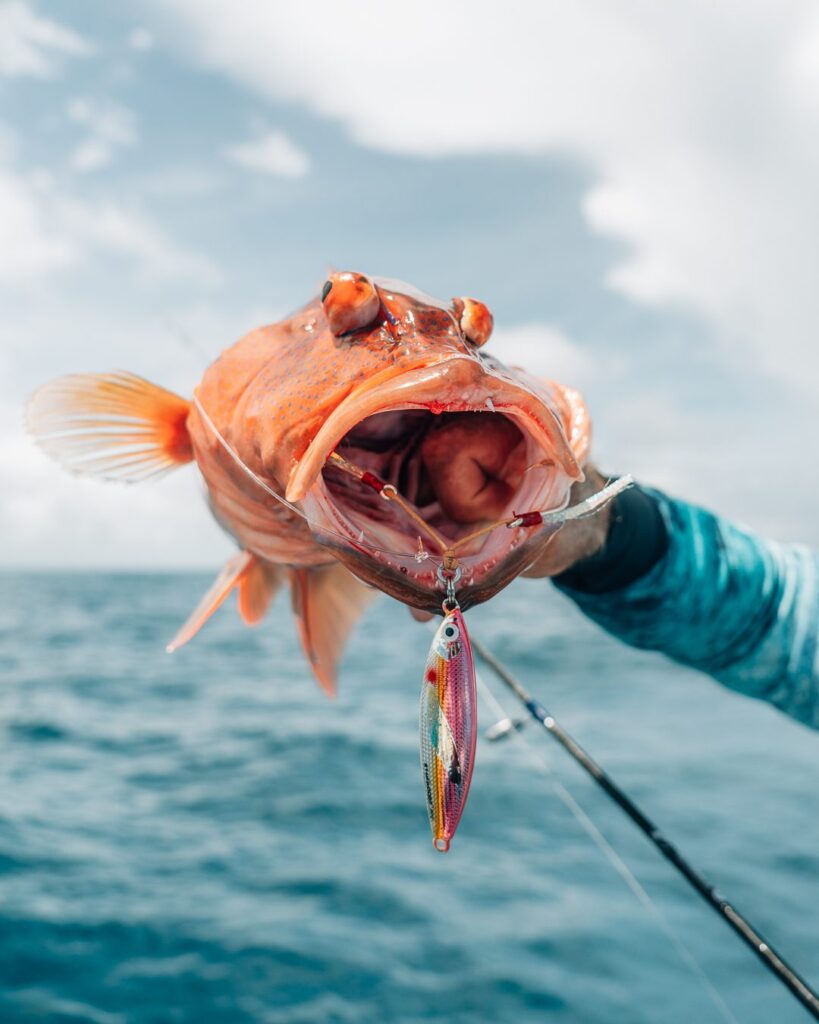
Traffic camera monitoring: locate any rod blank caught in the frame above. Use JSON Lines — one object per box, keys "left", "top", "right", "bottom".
{"left": 472, "top": 638, "right": 819, "bottom": 1021}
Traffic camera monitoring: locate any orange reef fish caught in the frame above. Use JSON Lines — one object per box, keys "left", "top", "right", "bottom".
{"left": 27, "top": 272, "right": 595, "bottom": 695}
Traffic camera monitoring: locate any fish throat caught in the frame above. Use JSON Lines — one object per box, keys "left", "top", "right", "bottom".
{"left": 307, "top": 406, "right": 567, "bottom": 607}
{"left": 324, "top": 410, "right": 532, "bottom": 546}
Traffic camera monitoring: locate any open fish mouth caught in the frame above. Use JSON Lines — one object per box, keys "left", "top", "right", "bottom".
{"left": 289, "top": 357, "right": 586, "bottom": 610}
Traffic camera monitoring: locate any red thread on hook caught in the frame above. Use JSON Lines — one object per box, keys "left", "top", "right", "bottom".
{"left": 360, "top": 471, "right": 385, "bottom": 493}
{"left": 514, "top": 511, "right": 544, "bottom": 528}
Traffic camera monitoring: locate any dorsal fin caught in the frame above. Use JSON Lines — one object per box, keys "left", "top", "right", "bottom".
{"left": 26, "top": 371, "right": 193, "bottom": 482}
{"left": 288, "top": 563, "right": 376, "bottom": 697}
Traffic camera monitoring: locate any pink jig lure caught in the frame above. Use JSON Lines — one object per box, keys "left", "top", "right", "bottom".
{"left": 420, "top": 607, "right": 478, "bottom": 852}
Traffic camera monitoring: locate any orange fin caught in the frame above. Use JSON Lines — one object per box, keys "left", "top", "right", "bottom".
{"left": 289, "top": 563, "right": 376, "bottom": 697}
{"left": 26, "top": 371, "right": 193, "bottom": 482}
{"left": 238, "top": 560, "right": 284, "bottom": 625}
{"left": 167, "top": 551, "right": 256, "bottom": 653}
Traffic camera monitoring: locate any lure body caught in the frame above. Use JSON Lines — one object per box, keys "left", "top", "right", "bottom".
{"left": 420, "top": 608, "right": 477, "bottom": 852}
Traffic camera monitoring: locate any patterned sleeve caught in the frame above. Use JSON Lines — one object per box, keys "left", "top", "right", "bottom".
{"left": 554, "top": 488, "right": 819, "bottom": 728}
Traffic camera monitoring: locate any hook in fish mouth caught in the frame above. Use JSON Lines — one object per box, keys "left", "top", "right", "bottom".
{"left": 288, "top": 358, "right": 585, "bottom": 608}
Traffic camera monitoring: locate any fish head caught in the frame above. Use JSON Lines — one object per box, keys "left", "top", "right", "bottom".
{"left": 242, "top": 272, "right": 590, "bottom": 611}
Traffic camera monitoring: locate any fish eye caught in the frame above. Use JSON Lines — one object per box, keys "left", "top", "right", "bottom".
{"left": 321, "top": 271, "right": 380, "bottom": 336}
{"left": 454, "top": 297, "right": 493, "bottom": 348}
{"left": 442, "top": 622, "right": 460, "bottom": 643}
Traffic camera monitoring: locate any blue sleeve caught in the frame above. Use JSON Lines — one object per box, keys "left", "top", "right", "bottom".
{"left": 554, "top": 490, "right": 819, "bottom": 728}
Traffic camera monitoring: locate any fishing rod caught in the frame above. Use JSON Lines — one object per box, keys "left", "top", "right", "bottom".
{"left": 193, "top": 381, "right": 816, "bottom": 1013}
{"left": 473, "top": 638, "right": 819, "bottom": 1021}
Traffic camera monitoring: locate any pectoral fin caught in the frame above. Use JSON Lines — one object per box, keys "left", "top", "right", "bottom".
{"left": 289, "top": 563, "right": 376, "bottom": 697}
{"left": 26, "top": 371, "right": 193, "bottom": 481}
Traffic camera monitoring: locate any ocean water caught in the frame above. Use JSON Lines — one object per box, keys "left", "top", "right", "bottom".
{"left": 0, "top": 571, "right": 817, "bottom": 1024}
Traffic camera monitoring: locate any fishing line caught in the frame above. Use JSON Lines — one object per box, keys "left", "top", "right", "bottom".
{"left": 473, "top": 662, "right": 738, "bottom": 1024}
{"left": 472, "top": 639, "right": 819, "bottom": 1021}
{"left": 197, "top": 380, "right": 742, "bottom": 1020}
{"left": 326, "top": 451, "right": 452, "bottom": 553}
{"left": 192, "top": 392, "right": 631, "bottom": 577}
{"left": 194, "top": 392, "right": 451, "bottom": 558}
{"left": 192, "top": 393, "right": 312, "bottom": 522}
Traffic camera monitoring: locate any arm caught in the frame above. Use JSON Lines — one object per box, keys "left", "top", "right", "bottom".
{"left": 534, "top": 476, "right": 819, "bottom": 728}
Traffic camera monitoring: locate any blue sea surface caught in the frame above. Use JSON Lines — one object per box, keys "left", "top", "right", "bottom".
{"left": 0, "top": 571, "right": 817, "bottom": 1023}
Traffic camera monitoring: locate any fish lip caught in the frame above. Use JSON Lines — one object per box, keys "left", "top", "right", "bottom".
{"left": 285, "top": 356, "right": 582, "bottom": 503}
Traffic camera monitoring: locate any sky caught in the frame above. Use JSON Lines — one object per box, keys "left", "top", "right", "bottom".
{"left": 1, "top": 0, "right": 817, "bottom": 568}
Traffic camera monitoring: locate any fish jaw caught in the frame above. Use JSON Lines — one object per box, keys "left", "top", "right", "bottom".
{"left": 285, "top": 356, "right": 581, "bottom": 502}
{"left": 286, "top": 355, "right": 587, "bottom": 612}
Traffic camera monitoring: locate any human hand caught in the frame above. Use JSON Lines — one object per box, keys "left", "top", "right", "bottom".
{"left": 407, "top": 441, "right": 613, "bottom": 622}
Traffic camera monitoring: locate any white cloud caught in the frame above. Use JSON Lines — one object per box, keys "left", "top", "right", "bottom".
{"left": 128, "top": 27, "right": 154, "bottom": 52}
{"left": 0, "top": 166, "right": 221, "bottom": 286}
{"left": 490, "top": 323, "right": 597, "bottom": 388}
{"left": 0, "top": 7, "right": 206, "bottom": 289}
{"left": 225, "top": 129, "right": 310, "bottom": 178}
{"left": 153, "top": 0, "right": 819, "bottom": 393}
{"left": 0, "top": 298, "right": 280, "bottom": 568}
{"left": 58, "top": 198, "right": 222, "bottom": 284}
{"left": 67, "top": 98, "right": 136, "bottom": 143}
{"left": 485, "top": 324, "right": 819, "bottom": 544}
{"left": 67, "top": 97, "right": 138, "bottom": 173}
{"left": 0, "top": 1, "right": 89, "bottom": 77}
{"left": 0, "top": 168, "right": 75, "bottom": 280}
{"left": 0, "top": 117, "right": 217, "bottom": 287}
{"left": 1, "top": 298, "right": 273, "bottom": 398}
{"left": 138, "top": 164, "right": 222, "bottom": 199}
{"left": 0, "top": 407, "right": 234, "bottom": 568}
{"left": 69, "top": 138, "right": 114, "bottom": 172}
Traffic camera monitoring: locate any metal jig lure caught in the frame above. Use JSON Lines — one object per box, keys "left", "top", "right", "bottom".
{"left": 419, "top": 563, "right": 478, "bottom": 852}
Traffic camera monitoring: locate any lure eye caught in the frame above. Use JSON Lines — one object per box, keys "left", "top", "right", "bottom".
{"left": 321, "top": 271, "right": 381, "bottom": 336}
{"left": 442, "top": 621, "right": 460, "bottom": 643}
{"left": 455, "top": 297, "right": 493, "bottom": 348}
